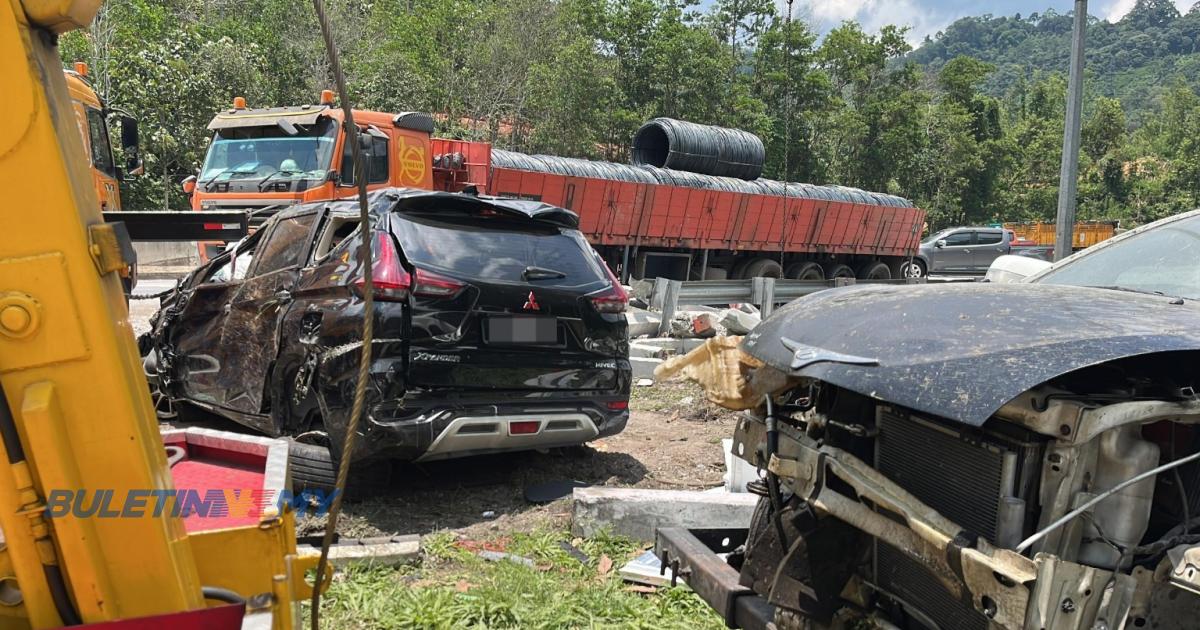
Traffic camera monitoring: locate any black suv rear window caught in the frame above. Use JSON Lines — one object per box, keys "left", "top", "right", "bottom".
{"left": 391, "top": 213, "right": 608, "bottom": 289}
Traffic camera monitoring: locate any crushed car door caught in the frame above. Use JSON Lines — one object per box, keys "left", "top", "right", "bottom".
{"left": 214, "top": 210, "right": 319, "bottom": 420}
{"left": 170, "top": 235, "right": 260, "bottom": 406}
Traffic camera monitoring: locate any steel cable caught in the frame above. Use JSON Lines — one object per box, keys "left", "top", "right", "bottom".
{"left": 309, "top": 0, "right": 374, "bottom": 627}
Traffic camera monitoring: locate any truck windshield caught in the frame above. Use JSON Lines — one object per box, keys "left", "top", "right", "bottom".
{"left": 199, "top": 117, "right": 337, "bottom": 185}
{"left": 1036, "top": 213, "right": 1200, "bottom": 300}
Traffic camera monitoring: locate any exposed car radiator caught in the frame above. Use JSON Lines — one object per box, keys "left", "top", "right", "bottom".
{"left": 872, "top": 407, "right": 1041, "bottom": 630}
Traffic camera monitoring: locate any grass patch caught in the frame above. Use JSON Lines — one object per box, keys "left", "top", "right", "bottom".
{"left": 630, "top": 380, "right": 736, "bottom": 423}
{"left": 629, "top": 380, "right": 704, "bottom": 414}
{"left": 311, "top": 528, "right": 725, "bottom": 629}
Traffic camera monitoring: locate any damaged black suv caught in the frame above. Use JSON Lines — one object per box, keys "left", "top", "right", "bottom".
{"left": 143, "top": 188, "right": 631, "bottom": 479}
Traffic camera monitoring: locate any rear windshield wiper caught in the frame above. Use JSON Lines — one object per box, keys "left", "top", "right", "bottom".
{"left": 522, "top": 266, "right": 566, "bottom": 281}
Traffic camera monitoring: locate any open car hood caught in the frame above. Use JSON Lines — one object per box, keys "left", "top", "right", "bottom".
{"left": 742, "top": 283, "right": 1200, "bottom": 426}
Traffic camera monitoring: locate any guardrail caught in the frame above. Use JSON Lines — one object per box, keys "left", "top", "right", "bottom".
{"left": 648, "top": 276, "right": 926, "bottom": 336}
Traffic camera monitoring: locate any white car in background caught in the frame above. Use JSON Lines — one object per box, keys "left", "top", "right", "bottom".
{"left": 985, "top": 208, "right": 1200, "bottom": 293}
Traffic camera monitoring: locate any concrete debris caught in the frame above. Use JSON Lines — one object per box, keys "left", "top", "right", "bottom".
{"left": 668, "top": 310, "right": 726, "bottom": 338}
{"left": 572, "top": 487, "right": 759, "bottom": 542}
{"left": 717, "top": 307, "right": 761, "bottom": 335}
{"left": 632, "top": 338, "right": 706, "bottom": 355}
{"left": 297, "top": 535, "right": 421, "bottom": 568}
{"left": 631, "top": 358, "right": 662, "bottom": 380}
{"left": 625, "top": 308, "right": 662, "bottom": 338}
{"left": 629, "top": 342, "right": 669, "bottom": 360}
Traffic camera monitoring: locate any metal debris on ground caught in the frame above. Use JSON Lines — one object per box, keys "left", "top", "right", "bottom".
{"left": 478, "top": 550, "right": 535, "bottom": 567}
{"left": 557, "top": 541, "right": 590, "bottom": 565}
{"left": 619, "top": 550, "right": 686, "bottom": 588}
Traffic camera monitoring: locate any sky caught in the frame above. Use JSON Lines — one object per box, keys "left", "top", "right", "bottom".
{"left": 787, "top": 0, "right": 1197, "bottom": 45}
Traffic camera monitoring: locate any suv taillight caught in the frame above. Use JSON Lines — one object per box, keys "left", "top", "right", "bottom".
{"left": 589, "top": 262, "right": 628, "bottom": 314}
{"left": 354, "top": 232, "right": 410, "bottom": 301}
{"left": 412, "top": 268, "right": 465, "bottom": 298}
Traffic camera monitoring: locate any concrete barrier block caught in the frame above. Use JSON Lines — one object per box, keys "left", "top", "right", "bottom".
{"left": 630, "top": 357, "right": 662, "bottom": 379}
{"left": 298, "top": 534, "right": 421, "bottom": 567}
{"left": 572, "top": 487, "right": 758, "bottom": 542}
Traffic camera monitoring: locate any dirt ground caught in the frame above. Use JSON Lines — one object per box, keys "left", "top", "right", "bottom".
{"left": 130, "top": 290, "right": 741, "bottom": 540}
{"left": 298, "top": 380, "right": 740, "bottom": 540}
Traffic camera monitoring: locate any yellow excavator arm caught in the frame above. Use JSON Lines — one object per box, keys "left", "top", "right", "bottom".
{"left": 0, "top": 1, "right": 317, "bottom": 627}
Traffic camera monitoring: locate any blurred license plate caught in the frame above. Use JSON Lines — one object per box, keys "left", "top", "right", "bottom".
{"left": 486, "top": 316, "right": 557, "bottom": 344}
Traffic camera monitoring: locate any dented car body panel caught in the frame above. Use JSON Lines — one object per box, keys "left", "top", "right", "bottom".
{"left": 743, "top": 282, "right": 1200, "bottom": 426}
{"left": 145, "top": 188, "right": 630, "bottom": 462}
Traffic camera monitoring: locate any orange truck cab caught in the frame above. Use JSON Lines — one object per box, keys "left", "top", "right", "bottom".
{"left": 187, "top": 94, "right": 434, "bottom": 260}
{"left": 63, "top": 62, "right": 141, "bottom": 211}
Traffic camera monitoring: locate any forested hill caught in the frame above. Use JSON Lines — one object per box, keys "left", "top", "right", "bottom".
{"left": 909, "top": 0, "right": 1200, "bottom": 120}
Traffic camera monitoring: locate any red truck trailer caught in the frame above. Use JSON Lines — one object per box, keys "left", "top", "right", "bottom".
{"left": 189, "top": 101, "right": 924, "bottom": 280}
{"left": 433, "top": 139, "right": 925, "bottom": 281}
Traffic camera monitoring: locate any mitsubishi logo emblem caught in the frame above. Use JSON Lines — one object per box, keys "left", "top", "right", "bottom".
{"left": 523, "top": 291, "right": 540, "bottom": 311}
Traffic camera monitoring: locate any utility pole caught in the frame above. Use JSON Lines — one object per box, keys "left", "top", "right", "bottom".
{"left": 1054, "top": 0, "right": 1087, "bottom": 261}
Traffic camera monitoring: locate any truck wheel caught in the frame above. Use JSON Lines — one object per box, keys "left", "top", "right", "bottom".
{"left": 740, "top": 258, "right": 784, "bottom": 279}
{"left": 856, "top": 261, "right": 891, "bottom": 280}
{"left": 899, "top": 259, "right": 926, "bottom": 279}
{"left": 822, "top": 263, "right": 855, "bottom": 280}
{"left": 785, "top": 262, "right": 825, "bottom": 281}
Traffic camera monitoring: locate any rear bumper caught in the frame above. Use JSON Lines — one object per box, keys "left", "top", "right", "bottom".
{"left": 416, "top": 412, "right": 601, "bottom": 462}
{"left": 357, "top": 400, "right": 628, "bottom": 461}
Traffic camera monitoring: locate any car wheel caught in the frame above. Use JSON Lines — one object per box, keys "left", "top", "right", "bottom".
{"left": 784, "top": 261, "right": 825, "bottom": 281}
{"left": 899, "top": 259, "right": 926, "bottom": 279}
{"left": 822, "top": 263, "right": 856, "bottom": 280}
{"left": 856, "top": 261, "right": 891, "bottom": 280}
{"left": 739, "top": 258, "right": 784, "bottom": 279}
{"left": 289, "top": 440, "right": 337, "bottom": 491}
{"left": 142, "top": 353, "right": 177, "bottom": 421}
